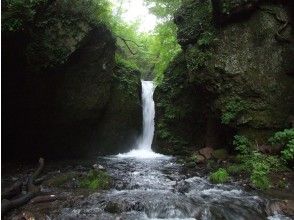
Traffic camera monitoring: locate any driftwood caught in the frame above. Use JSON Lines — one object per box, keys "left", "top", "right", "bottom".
{"left": 1, "top": 158, "right": 45, "bottom": 216}
{"left": 1, "top": 181, "right": 23, "bottom": 200}
{"left": 30, "top": 195, "right": 57, "bottom": 204}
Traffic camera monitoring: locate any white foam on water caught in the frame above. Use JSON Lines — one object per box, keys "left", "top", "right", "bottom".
{"left": 117, "top": 80, "right": 166, "bottom": 159}
{"left": 117, "top": 149, "right": 167, "bottom": 159}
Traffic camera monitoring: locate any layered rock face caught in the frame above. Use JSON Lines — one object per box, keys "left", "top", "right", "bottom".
{"left": 155, "top": 0, "right": 294, "bottom": 154}
{"left": 2, "top": 3, "right": 142, "bottom": 159}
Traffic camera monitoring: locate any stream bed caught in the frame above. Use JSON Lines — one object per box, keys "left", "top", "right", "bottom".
{"left": 56, "top": 154, "right": 292, "bottom": 220}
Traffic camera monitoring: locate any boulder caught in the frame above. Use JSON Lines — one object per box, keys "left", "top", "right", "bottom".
{"left": 199, "top": 147, "right": 214, "bottom": 159}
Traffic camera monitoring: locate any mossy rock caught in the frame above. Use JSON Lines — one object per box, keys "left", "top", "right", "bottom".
{"left": 212, "top": 149, "right": 228, "bottom": 160}
{"left": 80, "top": 170, "right": 111, "bottom": 190}
{"left": 174, "top": 0, "right": 214, "bottom": 46}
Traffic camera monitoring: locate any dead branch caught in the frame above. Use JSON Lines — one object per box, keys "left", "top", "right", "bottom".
{"left": 1, "top": 181, "right": 22, "bottom": 200}
{"left": 1, "top": 158, "right": 45, "bottom": 216}
{"left": 116, "top": 36, "right": 143, "bottom": 55}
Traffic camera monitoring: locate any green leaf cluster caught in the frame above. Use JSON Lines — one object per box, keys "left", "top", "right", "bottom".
{"left": 209, "top": 168, "right": 229, "bottom": 184}
{"left": 221, "top": 97, "right": 248, "bottom": 125}
{"left": 80, "top": 170, "right": 111, "bottom": 190}
{"left": 269, "top": 128, "right": 294, "bottom": 162}
{"left": 232, "top": 135, "right": 286, "bottom": 190}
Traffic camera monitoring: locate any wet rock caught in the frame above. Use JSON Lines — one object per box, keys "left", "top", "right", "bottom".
{"left": 174, "top": 180, "right": 190, "bottom": 193}
{"left": 104, "top": 202, "right": 124, "bottom": 214}
{"left": 75, "top": 165, "right": 87, "bottom": 172}
{"left": 195, "top": 154, "right": 206, "bottom": 164}
{"left": 93, "top": 164, "right": 105, "bottom": 171}
{"left": 12, "top": 211, "right": 35, "bottom": 220}
{"left": 114, "top": 180, "right": 127, "bottom": 190}
{"left": 267, "top": 200, "right": 294, "bottom": 216}
{"left": 199, "top": 147, "right": 214, "bottom": 159}
{"left": 212, "top": 149, "right": 228, "bottom": 160}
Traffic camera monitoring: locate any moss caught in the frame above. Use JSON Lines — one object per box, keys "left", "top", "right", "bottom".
{"left": 212, "top": 149, "right": 228, "bottom": 160}
{"left": 220, "top": 97, "right": 249, "bottom": 125}
{"left": 209, "top": 168, "right": 230, "bottom": 184}
{"left": 227, "top": 164, "right": 247, "bottom": 175}
{"left": 80, "top": 170, "right": 111, "bottom": 190}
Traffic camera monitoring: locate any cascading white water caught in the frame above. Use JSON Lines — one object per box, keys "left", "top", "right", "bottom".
{"left": 138, "top": 80, "right": 155, "bottom": 150}
{"left": 117, "top": 80, "right": 165, "bottom": 159}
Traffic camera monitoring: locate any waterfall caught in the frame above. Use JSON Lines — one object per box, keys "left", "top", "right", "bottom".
{"left": 138, "top": 80, "right": 155, "bottom": 150}
{"left": 117, "top": 80, "right": 165, "bottom": 159}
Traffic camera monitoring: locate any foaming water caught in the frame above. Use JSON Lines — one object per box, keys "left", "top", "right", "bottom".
{"left": 117, "top": 149, "right": 168, "bottom": 159}
{"left": 57, "top": 156, "right": 291, "bottom": 219}
{"left": 138, "top": 80, "right": 156, "bottom": 151}
{"left": 118, "top": 80, "right": 163, "bottom": 159}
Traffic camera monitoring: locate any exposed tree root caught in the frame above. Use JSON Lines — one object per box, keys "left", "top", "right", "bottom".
{"left": 1, "top": 158, "right": 46, "bottom": 216}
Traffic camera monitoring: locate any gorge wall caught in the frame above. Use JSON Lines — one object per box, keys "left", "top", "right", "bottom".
{"left": 2, "top": 1, "right": 142, "bottom": 160}
{"left": 154, "top": 0, "right": 294, "bottom": 154}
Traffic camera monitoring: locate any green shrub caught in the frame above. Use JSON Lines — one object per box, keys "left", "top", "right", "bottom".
{"left": 269, "top": 128, "right": 294, "bottom": 162}
{"left": 221, "top": 98, "right": 248, "bottom": 125}
{"left": 233, "top": 135, "right": 251, "bottom": 155}
{"left": 226, "top": 164, "right": 246, "bottom": 175}
{"left": 250, "top": 161, "right": 270, "bottom": 190}
{"left": 209, "top": 168, "right": 229, "bottom": 184}
{"left": 80, "top": 170, "right": 111, "bottom": 190}
{"left": 197, "top": 31, "right": 216, "bottom": 47}
{"left": 232, "top": 135, "right": 286, "bottom": 190}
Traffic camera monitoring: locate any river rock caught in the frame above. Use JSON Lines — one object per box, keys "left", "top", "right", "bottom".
{"left": 174, "top": 180, "right": 190, "bottom": 193}
{"left": 93, "top": 164, "right": 105, "bottom": 171}
{"left": 212, "top": 149, "right": 228, "bottom": 160}
{"left": 195, "top": 154, "right": 206, "bottom": 164}
{"left": 266, "top": 200, "right": 294, "bottom": 216}
{"left": 199, "top": 147, "right": 214, "bottom": 159}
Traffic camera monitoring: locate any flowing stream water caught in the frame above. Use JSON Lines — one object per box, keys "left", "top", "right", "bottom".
{"left": 58, "top": 80, "right": 290, "bottom": 220}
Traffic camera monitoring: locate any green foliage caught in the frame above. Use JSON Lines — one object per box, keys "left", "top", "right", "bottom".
{"left": 209, "top": 168, "right": 229, "bottom": 184}
{"left": 226, "top": 164, "right": 246, "bottom": 175}
{"left": 145, "top": 0, "right": 181, "bottom": 18}
{"left": 197, "top": 31, "right": 216, "bottom": 47}
{"left": 115, "top": 53, "right": 139, "bottom": 71}
{"left": 3, "top": 0, "right": 113, "bottom": 71}
{"left": 151, "top": 22, "right": 181, "bottom": 83}
{"left": 250, "top": 161, "right": 270, "bottom": 190}
{"left": 80, "top": 170, "right": 111, "bottom": 190}
{"left": 232, "top": 135, "right": 286, "bottom": 190}
{"left": 233, "top": 135, "right": 251, "bottom": 155}
{"left": 186, "top": 46, "right": 212, "bottom": 73}
{"left": 269, "top": 128, "right": 294, "bottom": 162}
{"left": 281, "top": 139, "right": 294, "bottom": 161}
{"left": 221, "top": 98, "right": 248, "bottom": 125}
{"left": 2, "top": 0, "right": 44, "bottom": 32}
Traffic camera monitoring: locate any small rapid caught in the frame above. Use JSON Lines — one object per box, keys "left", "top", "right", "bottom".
{"left": 58, "top": 156, "right": 291, "bottom": 219}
